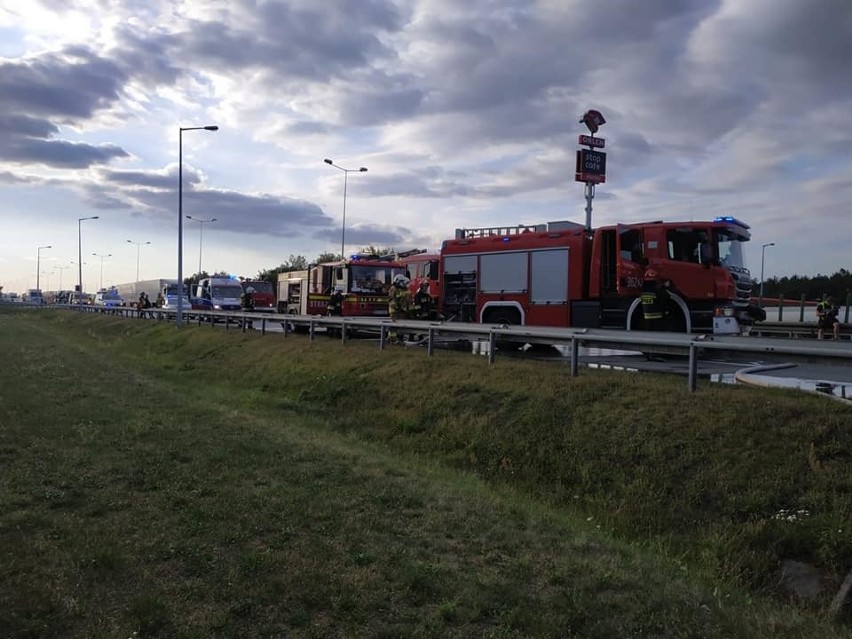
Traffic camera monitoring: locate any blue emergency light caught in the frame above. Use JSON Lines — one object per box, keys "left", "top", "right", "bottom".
{"left": 712, "top": 216, "right": 750, "bottom": 229}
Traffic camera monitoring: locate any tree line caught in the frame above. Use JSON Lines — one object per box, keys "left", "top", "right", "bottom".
{"left": 761, "top": 269, "right": 852, "bottom": 303}
{"left": 184, "top": 247, "right": 394, "bottom": 286}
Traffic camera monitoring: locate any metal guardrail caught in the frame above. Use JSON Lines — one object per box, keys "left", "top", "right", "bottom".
{"left": 6, "top": 302, "right": 852, "bottom": 393}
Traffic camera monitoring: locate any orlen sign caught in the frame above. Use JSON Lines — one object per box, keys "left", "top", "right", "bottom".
{"left": 575, "top": 149, "right": 606, "bottom": 184}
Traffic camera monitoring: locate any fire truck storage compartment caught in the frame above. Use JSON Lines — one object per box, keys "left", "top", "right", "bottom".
{"left": 443, "top": 255, "right": 477, "bottom": 322}
{"left": 571, "top": 301, "right": 601, "bottom": 328}
{"left": 530, "top": 249, "right": 568, "bottom": 305}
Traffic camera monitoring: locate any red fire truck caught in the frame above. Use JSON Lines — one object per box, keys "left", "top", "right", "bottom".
{"left": 241, "top": 279, "right": 276, "bottom": 313}
{"left": 436, "top": 216, "right": 764, "bottom": 334}
{"left": 276, "top": 255, "right": 408, "bottom": 317}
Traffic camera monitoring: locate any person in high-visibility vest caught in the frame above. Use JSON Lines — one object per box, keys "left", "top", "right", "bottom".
{"left": 816, "top": 295, "right": 840, "bottom": 340}
{"left": 641, "top": 271, "right": 671, "bottom": 330}
{"left": 388, "top": 274, "right": 412, "bottom": 343}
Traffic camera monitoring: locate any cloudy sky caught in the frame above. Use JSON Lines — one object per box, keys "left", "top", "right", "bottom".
{"left": 1, "top": 0, "right": 850, "bottom": 293}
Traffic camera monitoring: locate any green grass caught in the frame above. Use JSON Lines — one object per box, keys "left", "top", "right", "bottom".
{"left": 1, "top": 307, "right": 850, "bottom": 637}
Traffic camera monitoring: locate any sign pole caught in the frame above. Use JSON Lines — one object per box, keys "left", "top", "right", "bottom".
{"left": 584, "top": 182, "right": 595, "bottom": 231}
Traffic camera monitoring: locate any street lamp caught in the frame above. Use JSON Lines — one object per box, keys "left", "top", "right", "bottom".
{"left": 92, "top": 253, "right": 112, "bottom": 291}
{"left": 759, "top": 242, "right": 776, "bottom": 303}
{"left": 185, "top": 216, "right": 217, "bottom": 275}
{"left": 178, "top": 124, "right": 219, "bottom": 328}
{"left": 324, "top": 158, "right": 368, "bottom": 259}
{"left": 36, "top": 244, "right": 52, "bottom": 292}
{"left": 126, "top": 239, "right": 152, "bottom": 282}
{"left": 56, "top": 265, "right": 69, "bottom": 291}
{"left": 78, "top": 216, "right": 99, "bottom": 304}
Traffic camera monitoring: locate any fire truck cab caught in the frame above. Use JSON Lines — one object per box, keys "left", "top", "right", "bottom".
{"left": 439, "top": 217, "right": 762, "bottom": 334}
{"left": 277, "top": 255, "right": 408, "bottom": 317}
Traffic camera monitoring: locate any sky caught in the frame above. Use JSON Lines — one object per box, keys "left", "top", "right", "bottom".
{"left": 1, "top": 0, "right": 851, "bottom": 294}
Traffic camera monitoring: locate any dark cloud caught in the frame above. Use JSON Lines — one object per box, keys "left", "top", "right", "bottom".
{"left": 0, "top": 47, "right": 132, "bottom": 168}
{"left": 0, "top": 48, "right": 126, "bottom": 120}
{"left": 312, "top": 223, "right": 408, "bottom": 248}
{"left": 80, "top": 166, "right": 335, "bottom": 237}
{"left": 5, "top": 139, "right": 128, "bottom": 168}
{"left": 176, "top": 0, "right": 405, "bottom": 82}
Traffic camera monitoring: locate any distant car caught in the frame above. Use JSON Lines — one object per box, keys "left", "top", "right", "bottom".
{"left": 93, "top": 290, "right": 124, "bottom": 308}
{"left": 161, "top": 283, "right": 190, "bottom": 310}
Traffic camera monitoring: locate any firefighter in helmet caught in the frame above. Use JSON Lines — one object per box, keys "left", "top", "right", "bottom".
{"left": 412, "top": 281, "right": 432, "bottom": 321}
{"left": 326, "top": 286, "right": 344, "bottom": 337}
{"left": 327, "top": 287, "right": 344, "bottom": 316}
{"left": 641, "top": 269, "right": 671, "bottom": 330}
{"left": 388, "top": 273, "right": 412, "bottom": 343}
{"left": 241, "top": 286, "right": 255, "bottom": 311}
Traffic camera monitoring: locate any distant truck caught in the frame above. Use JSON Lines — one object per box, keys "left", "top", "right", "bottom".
{"left": 241, "top": 280, "right": 276, "bottom": 313}
{"left": 191, "top": 276, "right": 244, "bottom": 312}
{"left": 23, "top": 289, "right": 45, "bottom": 305}
{"left": 115, "top": 279, "right": 178, "bottom": 306}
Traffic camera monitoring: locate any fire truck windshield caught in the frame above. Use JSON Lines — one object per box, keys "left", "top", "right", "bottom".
{"left": 350, "top": 265, "right": 406, "bottom": 294}
{"left": 715, "top": 229, "right": 748, "bottom": 271}
{"left": 211, "top": 284, "right": 243, "bottom": 298}
{"left": 245, "top": 281, "right": 273, "bottom": 295}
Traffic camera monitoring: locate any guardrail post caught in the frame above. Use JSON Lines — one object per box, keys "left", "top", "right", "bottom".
{"left": 799, "top": 294, "right": 806, "bottom": 323}
{"left": 225, "top": 316, "right": 230, "bottom": 331}
{"left": 688, "top": 343, "right": 697, "bottom": 392}
{"left": 777, "top": 295, "right": 784, "bottom": 322}
{"left": 570, "top": 337, "right": 579, "bottom": 377}
{"left": 341, "top": 321, "right": 348, "bottom": 343}
{"left": 427, "top": 327, "right": 435, "bottom": 357}
{"left": 488, "top": 331, "right": 497, "bottom": 366}
{"left": 261, "top": 318, "right": 266, "bottom": 335}
{"left": 309, "top": 319, "right": 316, "bottom": 341}
{"left": 379, "top": 324, "right": 387, "bottom": 350}
{"left": 241, "top": 316, "right": 247, "bottom": 333}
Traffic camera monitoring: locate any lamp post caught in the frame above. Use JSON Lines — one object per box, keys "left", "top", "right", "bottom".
{"left": 55, "top": 265, "right": 69, "bottom": 291}
{"left": 324, "top": 159, "right": 368, "bottom": 259}
{"left": 36, "top": 245, "right": 52, "bottom": 292}
{"left": 78, "top": 216, "right": 99, "bottom": 304}
{"left": 759, "top": 242, "right": 776, "bottom": 304}
{"left": 185, "top": 216, "right": 217, "bottom": 275}
{"left": 126, "top": 239, "right": 151, "bottom": 282}
{"left": 178, "top": 125, "right": 219, "bottom": 328}
{"left": 92, "top": 253, "right": 112, "bottom": 291}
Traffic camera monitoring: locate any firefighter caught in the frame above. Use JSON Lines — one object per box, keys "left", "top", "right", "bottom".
{"left": 327, "top": 288, "right": 344, "bottom": 316}
{"left": 155, "top": 292, "right": 165, "bottom": 308}
{"left": 817, "top": 295, "right": 840, "bottom": 340}
{"left": 137, "top": 292, "right": 151, "bottom": 319}
{"left": 412, "top": 281, "right": 432, "bottom": 321}
{"left": 641, "top": 272, "right": 671, "bottom": 330}
{"left": 388, "top": 274, "right": 412, "bottom": 343}
{"left": 326, "top": 287, "right": 344, "bottom": 337}
{"left": 241, "top": 287, "right": 255, "bottom": 312}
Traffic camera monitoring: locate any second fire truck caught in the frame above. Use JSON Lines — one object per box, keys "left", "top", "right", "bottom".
{"left": 277, "top": 255, "right": 408, "bottom": 318}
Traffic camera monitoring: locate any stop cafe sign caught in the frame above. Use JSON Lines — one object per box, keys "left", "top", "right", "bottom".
{"left": 575, "top": 148, "right": 606, "bottom": 184}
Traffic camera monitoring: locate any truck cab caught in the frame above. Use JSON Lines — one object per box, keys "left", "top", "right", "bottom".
{"left": 192, "top": 277, "right": 243, "bottom": 312}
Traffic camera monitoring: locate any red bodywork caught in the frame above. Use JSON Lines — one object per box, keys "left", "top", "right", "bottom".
{"left": 435, "top": 218, "right": 755, "bottom": 332}
{"left": 242, "top": 280, "right": 276, "bottom": 312}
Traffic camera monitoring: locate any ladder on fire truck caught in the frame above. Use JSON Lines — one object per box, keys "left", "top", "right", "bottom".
{"left": 455, "top": 223, "right": 545, "bottom": 239}
{"left": 455, "top": 220, "right": 586, "bottom": 239}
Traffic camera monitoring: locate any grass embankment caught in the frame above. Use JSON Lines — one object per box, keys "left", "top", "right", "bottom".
{"left": 1, "top": 308, "right": 850, "bottom": 638}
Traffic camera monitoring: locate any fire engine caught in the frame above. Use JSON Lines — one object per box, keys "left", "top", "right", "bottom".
{"left": 435, "top": 216, "right": 764, "bottom": 334}
{"left": 241, "top": 279, "right": 276, "bottom": 313}
{"left": 276, "top": 255, "right": 408, "bottom": 318}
